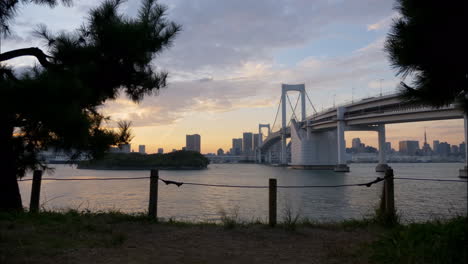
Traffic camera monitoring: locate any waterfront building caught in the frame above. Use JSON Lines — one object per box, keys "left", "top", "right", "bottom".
{"left": 186, "top": 134, "right": 201, "bottom": 153}
{"left": 243, "top": 132, "right": 253, "bottom": 154}
{"left": 232, "top": 138, "right": 242, "bottom": 155}
{"left": 138, "top": 145, "right": 146, "bottom": 154}
{"left": 399, "top": 141, "right": 419, "bottom": 155}
{"left": 158, "top": 148, "right": 164, "bottom": 154}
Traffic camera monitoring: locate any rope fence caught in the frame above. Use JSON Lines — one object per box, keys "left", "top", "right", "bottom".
{"left": 18, "top": 168, "right": 467, "bottom": 226}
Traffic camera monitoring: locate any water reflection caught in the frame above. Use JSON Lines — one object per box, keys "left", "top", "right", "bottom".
{"left": 18, "top": 163, "right": 466, "bottom": 222}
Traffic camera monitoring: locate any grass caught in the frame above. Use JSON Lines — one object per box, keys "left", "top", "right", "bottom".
{"left": 370, "top": 216, "right": 468, "bottom": 264}
{"left": 0, "top": 210, "right": 134, "bottom": 262}
{"left": 1, "top": 209, "right": 466, "bottom": 264}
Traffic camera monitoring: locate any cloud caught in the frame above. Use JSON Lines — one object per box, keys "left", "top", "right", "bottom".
{"left": 367, "top": 12, "right": 399, "bottom": 31}
{"left": 101, "top": 34, "right": 394, "bottom": 128}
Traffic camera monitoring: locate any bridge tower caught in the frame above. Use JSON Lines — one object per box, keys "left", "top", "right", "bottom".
{"left": 257, "top": 124, "right": 271, "bottom": 163}
{"left": 281, "top": 84, "right": 306, "bottom": 165}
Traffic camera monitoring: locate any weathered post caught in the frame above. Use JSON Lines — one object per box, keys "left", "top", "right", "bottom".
{"left": 29, "top": 170, "right": 43, "bottom": 213}
{"left": 148, "top": 169, "right": 159, "bottom": 219}
{"left": 384, "top": 168, "right": 395, "bottom": 216}
{"left": 269, "top": 178, "right": 277, "bottom": 226}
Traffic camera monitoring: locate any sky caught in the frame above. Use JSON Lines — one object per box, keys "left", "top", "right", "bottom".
{"left": 2, "top": 0, "right": 465, "bottom": 153}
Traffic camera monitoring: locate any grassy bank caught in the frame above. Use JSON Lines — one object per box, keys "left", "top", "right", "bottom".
{"left": 0, "top": 210, "right": 466, "bottom": 264}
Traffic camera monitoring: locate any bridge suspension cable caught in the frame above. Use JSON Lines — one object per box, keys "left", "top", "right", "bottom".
{"left": 286, "top": 93, "right": 301, "bottom": 127}
{"left": 305, "top": 91, "right": 318, "bottom": 114}
{"left": 271, "top": 97, "right": 282, "bottom": 132}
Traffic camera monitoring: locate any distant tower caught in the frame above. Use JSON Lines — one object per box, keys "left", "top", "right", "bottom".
{"left": 424, "top": 128, "right": 427, "bottom": 145}
{"left": 422, "top": 128, "right": 432, "bottom": 155}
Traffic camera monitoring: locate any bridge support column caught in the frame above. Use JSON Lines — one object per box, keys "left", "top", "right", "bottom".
{"left": 459, "top": 114, "right": 468, "bottom": 178}
{"left": 334, "top": 107, "right": 349, "bottom": 172}
{"left": 376, "top": 124, "right": 390, "bottom": 172}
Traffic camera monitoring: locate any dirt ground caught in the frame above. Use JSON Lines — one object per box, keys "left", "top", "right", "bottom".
{"left": 2, "top": 222, "right": 377, "bottom": 264}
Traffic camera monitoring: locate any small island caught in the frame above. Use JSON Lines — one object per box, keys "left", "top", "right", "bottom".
{"left": 77, "top": 151, "right": 210, "bottom": 170}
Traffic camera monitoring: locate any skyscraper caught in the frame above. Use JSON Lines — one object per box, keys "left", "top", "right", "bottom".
{"left": 232, "top": 138, "right": 242, "bottom": 155}
{"left": 186, "top": 134, "right": 201, "bottom": 153}
{"left": 243, "top": 132, "right": 253, "bottom": 154}
{"left": 158, "top": 148, "right": 164, "bottom": 154}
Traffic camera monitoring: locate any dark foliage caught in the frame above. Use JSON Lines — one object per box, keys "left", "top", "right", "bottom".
{"left": 0, "top": 0, "right": 180, "bottom": 210}
{"left": 78, "top": 151, "right": 210, "bottom": 169}
{"left": 385, "top": 0, "right": 468, "bottom": 110}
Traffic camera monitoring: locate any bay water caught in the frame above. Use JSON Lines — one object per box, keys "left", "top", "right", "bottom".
{"left": 18, "top": 163, "right": 467, "bottom": 222}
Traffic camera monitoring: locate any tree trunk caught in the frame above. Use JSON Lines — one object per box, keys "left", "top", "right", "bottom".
{"left": 0, "top": 115, "right": 23, "bottom": 211}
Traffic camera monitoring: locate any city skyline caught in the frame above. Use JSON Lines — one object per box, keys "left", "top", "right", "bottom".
{"left": 3, "top": 1, "right": 466, "bottom": 154}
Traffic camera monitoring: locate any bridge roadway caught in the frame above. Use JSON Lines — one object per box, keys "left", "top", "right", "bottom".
{"left": 258, "top": 89, "right": 466, "bottom": 175}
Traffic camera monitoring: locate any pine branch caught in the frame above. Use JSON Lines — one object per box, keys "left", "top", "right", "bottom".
{"left": 0, "top": 47, "right": 56, "bottom": 68}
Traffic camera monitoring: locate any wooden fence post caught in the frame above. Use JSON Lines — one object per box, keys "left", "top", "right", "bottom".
{"left": 384, "top": 168, "right": 395, "bottom": 216}
{"left": 269, "top": 178, "right": 277, "bottom": 227}
{"left": 29, "top": 170, "right": 43, "bottom": 213}
{"left": 148, "top": 169, "right": 159, "bottom": 219}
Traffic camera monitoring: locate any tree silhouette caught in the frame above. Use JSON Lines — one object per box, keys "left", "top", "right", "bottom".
{"left": 0, "top": 0, "right": 180, "bottom": 210}
{"left": 385, "top": 0, "right": 468, "bottom": 110}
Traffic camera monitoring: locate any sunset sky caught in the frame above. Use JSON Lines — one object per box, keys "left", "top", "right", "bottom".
{"left": 3, "top": 0, "right": 464, "bottom": 153}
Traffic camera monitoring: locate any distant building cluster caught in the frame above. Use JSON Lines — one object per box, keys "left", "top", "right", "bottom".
{"left": 347, "top": 130, "right": 466, "bottom": 163}
{"left": 217, "top": 132, "right": 262, "bottom": 156}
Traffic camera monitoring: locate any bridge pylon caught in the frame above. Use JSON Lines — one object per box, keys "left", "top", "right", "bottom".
{"left": 281, "top": 84, "right": 306, "bottom": 165}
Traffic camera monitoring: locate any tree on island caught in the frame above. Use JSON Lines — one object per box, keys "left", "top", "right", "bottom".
{"left": 0, "top": 0, "right": 180, "bottom": 210}
{"left": 385, "top": 0, "right": 467, "bottom": 111}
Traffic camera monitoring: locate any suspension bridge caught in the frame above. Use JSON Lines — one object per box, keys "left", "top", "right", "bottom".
{"left": 254, "top": 84, "right": 466, "bottom": 174}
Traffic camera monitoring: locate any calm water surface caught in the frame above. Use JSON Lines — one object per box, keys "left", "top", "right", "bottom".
{"left": 19, "top": 163, "right": 467, "bottom": 222}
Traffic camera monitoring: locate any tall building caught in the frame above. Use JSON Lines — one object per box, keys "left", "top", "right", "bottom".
{"left": 232, "top": 138, "right": 242, "bottom": 155}
{"left": 243, "top": 132, "right": 253, "bottom": 154}
{"left": 433, "top": 140, "right": 440, "bottom": 154}
{"left": 138, "top": 145, "right": 146, "bottom": 154}
{"left": 158, "top": 148, "right": 164, "bottom": 154}
{"left": 399, "top": 141, "right": 420, "bottom": 155}
{"left": 186, "top": 134, "right": 201, "bottom": 153}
